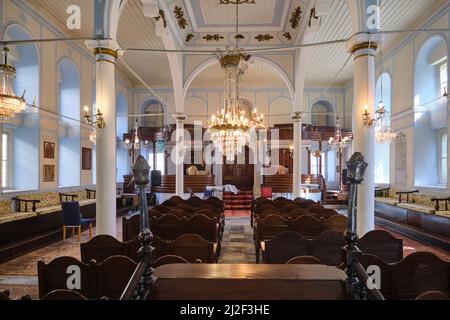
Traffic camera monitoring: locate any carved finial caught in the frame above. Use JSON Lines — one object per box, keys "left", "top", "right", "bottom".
{"left": 132, "top": 155, "right": 150, "bottom": 186}
{"left": 346, "top": 152, "right": 368, "bottom": 184}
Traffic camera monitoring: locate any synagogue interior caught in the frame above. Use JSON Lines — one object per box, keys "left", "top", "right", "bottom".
{"left": 0, "top": 0, "right": 450, "bottom": 303}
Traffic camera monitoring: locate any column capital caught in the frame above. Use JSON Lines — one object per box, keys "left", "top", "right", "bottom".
{"left": 292, "top": 112, "right": 304, "bottom": 122}
{"left": 85, "top": 40, "right": 121, "bottom": 63}
{"left": 173, "top": 113, "right": 186, "bottom": 123}
{"left": 347, "top": 33, "right": 384, "bottom": 56}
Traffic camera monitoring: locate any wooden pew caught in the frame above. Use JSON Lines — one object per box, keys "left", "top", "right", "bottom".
{"left": 360, "top": 252, "right": 450, "bottom": 300}
{"left": 38, "top": 256, "right": 137, "bottom": 300}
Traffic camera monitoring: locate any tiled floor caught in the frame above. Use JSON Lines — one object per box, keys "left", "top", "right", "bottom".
{"left": 1, "top": 212, "right": 450, "bottom": 299}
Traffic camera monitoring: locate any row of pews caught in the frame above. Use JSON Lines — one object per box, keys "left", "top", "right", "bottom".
{"left": 253, "top": 197, "right": 347, "bottom": 263}
{"left": 31, "top": 196, "right": 225, "bottom": 300}
{"left": 251, "top": 197, "right": 450, "bottom": 300}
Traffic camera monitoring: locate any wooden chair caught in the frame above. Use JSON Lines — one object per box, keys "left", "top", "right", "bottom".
{"left": 170, "top": 234, "right": 217, "bottom": 263}
{"left": 322, "top": 215, "right": 348, "bottom": 233}
{"left": 309, "top": 231, "right": 345, "bottom": 266}
{"left": 94, "top": 256, "right": 137, "bottom": 300}
{"left": 168, "top": 208, "right": 191, "bottom": 219}
{"left": 294, "top": 199, "right": 317, "bottom": 209}
{"left": 153, "top": 255, "right": 190, "bottom": 268}
{"left": 290, "top": 215, "right": 322, "bottom": 238}
{"left": 38, "top": 256, "right": 92, "bottom": 299}
{"left": 41, "top": 290, "right": 88, "bottom": 300}
{"left": 286, "top": 256, "right": 324, "bottom": 265}
{"left": 61, "top": 202, "right": 94, "bottom": 242}
{"left": 80, "top": 235, "right": 127, "bottom": 264}
{"left": 358, "top": 230, "right": 403, "bottom": 263}
{"left": 263, "top": 231, "right": 309, "bottom": 264}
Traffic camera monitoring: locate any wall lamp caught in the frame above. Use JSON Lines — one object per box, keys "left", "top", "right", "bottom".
{"left": 84, "top": 106, "right": 106, "bottom": 129}
{"left": 362, "top": 103, "right": 386, "bottom": 128}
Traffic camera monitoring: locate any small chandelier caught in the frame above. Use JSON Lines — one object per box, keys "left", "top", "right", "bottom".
{"left": 124, "top": 119, "right": 150, "bottom": 150}
{"left": 0, "top": 47, "right": 26, "bottom": 122}
{"left": 329, "top": 116, "right": 351, "bottom": 150}
{"left": 208, "top": 2, "right": 264, "bottom": 161}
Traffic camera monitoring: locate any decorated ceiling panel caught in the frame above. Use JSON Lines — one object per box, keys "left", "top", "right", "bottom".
{"left": 164, "top": 0, "right": 310, "bottom": 47}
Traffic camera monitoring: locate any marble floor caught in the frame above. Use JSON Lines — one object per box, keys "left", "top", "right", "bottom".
{"left": 1, "top": 212, "right": 450, "bottom": 300}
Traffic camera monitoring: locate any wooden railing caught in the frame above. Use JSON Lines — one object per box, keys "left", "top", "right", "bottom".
{"left": 153, "top": 175, "right": 215, "bottom": 193}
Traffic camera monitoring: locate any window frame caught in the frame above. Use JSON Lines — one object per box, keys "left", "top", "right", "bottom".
{"left": 437, "top": 128, "right": 447, "bottom": 185}
{"left": 1, "top": 129, "right": 13, "bottom": 191}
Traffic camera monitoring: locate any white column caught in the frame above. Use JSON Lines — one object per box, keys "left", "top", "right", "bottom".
{"left": 349, "top": 39, "right": 378, "bottom": 236}
{"left": 86, "top": 40, "right": 119, "bottom": 236}
{"left": 292, "top": 112, "right": 304, "bottom": 199}
{"left": 253, "top": 130, "right": 264, "bottom": 197}
{"left": 175, "top": 114, "right": 185, "bottom": 197}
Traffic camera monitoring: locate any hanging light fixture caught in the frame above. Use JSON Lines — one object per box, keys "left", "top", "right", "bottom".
{"left": 329, "top": 116, "right": 351, "bottom": 150}
{"left": 124, "top": 119, "right": 151, "bottom": 150}
{"left": 208, "top": 1, "right": 264, "bottom": 161}
{"left": 0, "top": 47, "right": 26, "bottom": 122}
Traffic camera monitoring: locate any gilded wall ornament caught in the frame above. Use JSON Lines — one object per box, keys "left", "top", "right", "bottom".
{"left": 283, "top": 32, "right": 292, "bottom": 40}
{"left": 203, "top": 34, "right": 225, "bottom": 41}
{"left": 234, "top": 34, "right": 245, "bottom": 40}
{"left": 173, "top": 6, "right": 188, "bottom": 29}
{"left": 155, "top": 9, "right": 167, "bottom": 28}
{"left": 255, "top": 34, "right": 274, "bottom": 42}
{"left": 185, "top": 34, "right": 195, "bottom": 42}
{"left": 290, "top": 7, "right": 302, "bottom": 29}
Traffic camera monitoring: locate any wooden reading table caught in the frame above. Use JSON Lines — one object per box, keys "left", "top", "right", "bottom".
{"left": 149, "top": 264, "right": 351, "bottom": 300}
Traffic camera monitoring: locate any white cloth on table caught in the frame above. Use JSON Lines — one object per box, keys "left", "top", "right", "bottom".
{"left": 206, "top": 185, "right": 239, "bottom": 195}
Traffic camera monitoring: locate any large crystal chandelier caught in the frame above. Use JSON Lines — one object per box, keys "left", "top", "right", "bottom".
{"left": 328, "top": 116, "right": 351, "bottom": 150}
{"left": 0, "top": 47, "right": 26, "bottom": 122}
{"left": 208, "top": 1, "right": 264, "bottom": 161}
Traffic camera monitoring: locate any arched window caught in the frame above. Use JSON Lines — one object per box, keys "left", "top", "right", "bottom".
{"left": 374, "top": 72, "right": 392, "bottom": 184}
{"left": 116, "top": 93, "right": 129, "bottom": 182}
{"left": 1, "top": 24, "right": 39, "bottom": 191}
{"left": 311, "top": 100, "right": 335, "bottom": 127}
{"left": 58, "top": 58, "right": 81, "bottom": 188}
{"left": 414, "top": 36, "right": 448, "bottom": 187}
{"left": 140, "top": 99, "right": 165, "bottom": 128}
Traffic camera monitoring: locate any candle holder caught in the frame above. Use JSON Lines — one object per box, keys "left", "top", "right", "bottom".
{"left": 83, "top": 106, "right": 106, "bottom": 129}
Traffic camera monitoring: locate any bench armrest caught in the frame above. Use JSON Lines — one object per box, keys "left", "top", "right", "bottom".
{"left": 11, "top": 198, "right": 41, "bottom": 212}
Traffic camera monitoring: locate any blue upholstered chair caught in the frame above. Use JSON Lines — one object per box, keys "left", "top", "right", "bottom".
{"left": 61, "top": 202, "right": 94, "bottom": 242}
{"left": 203, "top": 189, "right": 214, "bottom": 199}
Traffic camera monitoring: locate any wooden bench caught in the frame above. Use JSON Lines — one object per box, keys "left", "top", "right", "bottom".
{"left": 38, "top": 256, "right": 137, "bottom": 300}
{"left": 153, "top": 175, "right": 215, "bottom": 193}
{"left": 396, "top": 190, "right": 419, "bottom": 203}
{"left": 262, "top": 231, "right": 346, "bottom": 265}
{"left": 360, "top": 252, "right": 450, "bottom": 300}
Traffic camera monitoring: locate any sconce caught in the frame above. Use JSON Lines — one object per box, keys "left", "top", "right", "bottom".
{"left": 84, "top": 106, "right": 106, "bottom": 129}
{"left": 289, "top": 144, "right": 294, "bottom": 158}
{"left": 443, "top": 87, "right": 449, "bottom": 103}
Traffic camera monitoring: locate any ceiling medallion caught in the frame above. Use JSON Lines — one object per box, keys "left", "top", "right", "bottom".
{"left": 219, "top": 0, "right": 256, "bottom": 4}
